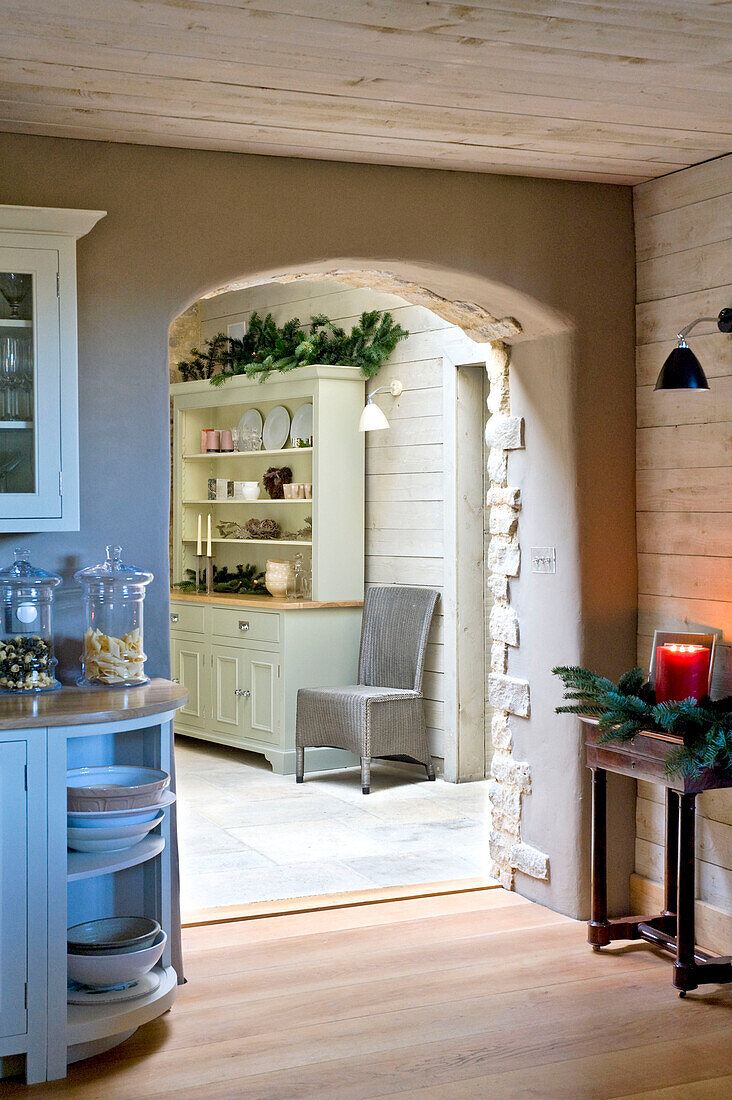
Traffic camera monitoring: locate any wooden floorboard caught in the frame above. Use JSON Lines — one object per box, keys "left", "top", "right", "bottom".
{"left": 11, "top": 890, "right": 732, "bottom": 1098}
{"left": 182, "top": 877, "right": 498, "bottom": 927}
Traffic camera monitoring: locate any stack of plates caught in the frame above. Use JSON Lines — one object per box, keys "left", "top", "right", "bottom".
{"left": 67, "top": 766, "right": 173, "bottom": 853}
{"left": 67, "top": 917, "right": 166, "bottom": 1002}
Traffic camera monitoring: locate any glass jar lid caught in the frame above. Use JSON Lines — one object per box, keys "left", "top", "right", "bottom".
{"left": 74, "top": 545, "right": 153, "bottom": 590}
{"left": 0, "top": 548, "right": 62, "bottom": 591}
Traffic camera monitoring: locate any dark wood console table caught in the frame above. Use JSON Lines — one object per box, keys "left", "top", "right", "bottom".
{"left": 584, "top": 721, "right": 732, "bottom": 996}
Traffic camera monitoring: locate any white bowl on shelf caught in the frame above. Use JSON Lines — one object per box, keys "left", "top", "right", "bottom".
{"left": 67, "top": 766, "right": 170, "bottom": 812}
{"left": 68, "top": 917, "right": 161, "bottom": 956}
{"left": 67, "top": 929, "right": 167, "bottom": 990}
{"left": 67, "top": 811, "right": 164, "bottom": 852}
{"left": 67, "top": 789, "right": 175, "bottom": 829}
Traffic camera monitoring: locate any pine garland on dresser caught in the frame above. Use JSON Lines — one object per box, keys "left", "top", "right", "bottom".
{"left": 177, "top": 310, "right": 408, "bottom": 384}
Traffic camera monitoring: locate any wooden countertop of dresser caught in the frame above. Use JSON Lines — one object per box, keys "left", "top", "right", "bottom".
{"left": 170, "top": 591, "right": 363, "bottom": 611}
{"left": 0, "top": 678, "right": 188, "bottom": 730}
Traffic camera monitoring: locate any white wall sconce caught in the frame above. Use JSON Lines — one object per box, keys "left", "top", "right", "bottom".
{"left": 358, "top": 380, "right": 403, "bottom": 432}
{"left": 655, "top": 307, "right": 732, "bottom": 391}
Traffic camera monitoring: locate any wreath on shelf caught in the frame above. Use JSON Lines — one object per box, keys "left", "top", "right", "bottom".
{"left": 176, "top": 310, "right": 408, "bottom": 385}
{"left": 553, "top": 665, "right": 732, "bottom": 780}
{"left": 215, "top": 516, "right": 312, "bottom": 542}
{"left": 217, "top": 519, "right": 280, "bottom": 541}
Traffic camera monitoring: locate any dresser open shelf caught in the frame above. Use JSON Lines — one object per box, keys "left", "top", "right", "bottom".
{"left": 170, "top": 367, "right": 364, "bottom": 603}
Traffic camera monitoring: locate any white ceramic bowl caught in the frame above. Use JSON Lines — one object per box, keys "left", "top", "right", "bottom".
{"left": 67, "top": 789, "right": 175, "bottom": 829}
{"left": 67, "top": 766, "right": 170, "bottom": 812}
{"left": 67, "top": 929, "right": 167, "bottom": 989}
{"left": 67, "top": 811, "right": 164, "bottom": 852}
{"left": 68, "top": 917, "right": 161, "bottom": 955}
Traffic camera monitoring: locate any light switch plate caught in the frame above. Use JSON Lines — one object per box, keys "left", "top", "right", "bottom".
{"left": 531, "top": 547, "right": 556, "bottom": 573}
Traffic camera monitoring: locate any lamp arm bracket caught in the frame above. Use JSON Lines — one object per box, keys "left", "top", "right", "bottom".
{"left": 678, "top": 307, "right": 732, "bottom": 341}
{"left": 677, "top": 317, "right": 718, "bottom": 341}
{"left": 366, "top": 379, "right": 403, "bottom": 400}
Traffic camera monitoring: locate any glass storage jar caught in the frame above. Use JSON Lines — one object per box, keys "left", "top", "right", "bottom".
{"left": 0, "top": 548, "right": 61, "bottom": 692}
{"left": 75, "top": 545, "right": 153, "bottom": 688}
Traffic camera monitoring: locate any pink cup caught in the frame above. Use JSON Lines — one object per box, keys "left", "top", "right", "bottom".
{"left": 206, "top": 430, "right": 221, "bottom": 453}
{"left": 220, "top": 430, "right": 234, "bottom": 452}
{"left": 200, "top": 429, "right": 211, "bottom": 454}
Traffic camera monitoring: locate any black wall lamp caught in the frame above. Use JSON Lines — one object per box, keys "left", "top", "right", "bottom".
{"left": 655, "top": 307, "right": 732, "bottom": 391}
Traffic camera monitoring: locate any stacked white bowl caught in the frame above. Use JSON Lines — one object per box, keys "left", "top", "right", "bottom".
{"left": 67, "top": 917, "right": 167, "bottom": 991}
{"left": 67, "top": 765, "right": 173, "bottom": 853}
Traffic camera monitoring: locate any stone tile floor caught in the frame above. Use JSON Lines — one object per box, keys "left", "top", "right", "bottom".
{"left": 175, "top": 736, "right": 492, "bottom": 913}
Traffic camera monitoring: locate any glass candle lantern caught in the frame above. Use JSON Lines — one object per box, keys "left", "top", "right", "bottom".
{"left": 0, "top": 548, "right": 61, "bottom": 692}
{"left": 75, "top": 545, "right": 153, "bottom": 688}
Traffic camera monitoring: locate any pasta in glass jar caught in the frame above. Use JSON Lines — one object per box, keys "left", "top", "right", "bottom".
{"left": 75, "top": 546, "right": 153, "bottom": 687}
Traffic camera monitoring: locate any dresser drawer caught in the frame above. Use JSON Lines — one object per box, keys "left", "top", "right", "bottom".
{"left": 210, "top": 606, "right": 280, "bottom": 645}
{"left": 169, "top": 602, "right": 205, "bottom": 634}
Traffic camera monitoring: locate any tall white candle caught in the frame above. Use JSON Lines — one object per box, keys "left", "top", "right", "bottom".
{"left": 206, "top": 514, "right": 212, "bottom": 557}
{"left": 196, "top": 514, "right": 202, "bottom": 556}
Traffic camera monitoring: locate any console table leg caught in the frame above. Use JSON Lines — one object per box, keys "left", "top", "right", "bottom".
{"left": 674, "top": 793, "right": 698, "bottom": 995}
{"left": 664, "top": 789, "right": 679, "bottom": 917}
{"left": 588, "top": 766, "right": 610, "bottom": 948}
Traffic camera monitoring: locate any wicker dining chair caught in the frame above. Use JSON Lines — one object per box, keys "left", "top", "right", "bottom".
{"left": 295, "top": 585, "right": 440, "bottom": 794}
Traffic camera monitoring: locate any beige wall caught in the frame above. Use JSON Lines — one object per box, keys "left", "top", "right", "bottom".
{"left": 632, "top": 154, "right": 732, "bottom": 952}
{"left": 0, "top": 131, "right": 636, "bottom": 917}
{"left": 193, "top": 277, "right": 481, "bottom": 767}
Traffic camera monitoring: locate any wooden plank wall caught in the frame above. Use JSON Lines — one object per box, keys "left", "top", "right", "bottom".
{"left": 633, "top": 154, "right": 732, "bottom": 950}
{"left": 200, "top": 278, "right": 479, "bottom": 766}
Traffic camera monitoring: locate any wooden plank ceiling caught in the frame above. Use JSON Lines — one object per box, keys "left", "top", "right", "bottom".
{"left": 0, "top": 1, "right": 730, "bottom": 184}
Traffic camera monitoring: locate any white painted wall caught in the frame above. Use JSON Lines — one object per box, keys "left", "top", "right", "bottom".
{"left": 198, "top": 278, "right": 481, "bottom": 769}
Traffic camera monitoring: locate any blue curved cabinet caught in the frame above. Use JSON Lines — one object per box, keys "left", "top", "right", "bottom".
{"left": 0, "top": 681, "right": 187, "bottom": 1084}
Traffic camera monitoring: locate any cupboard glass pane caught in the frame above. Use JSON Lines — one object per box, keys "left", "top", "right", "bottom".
{"left": 0, "top": 271, "right": 35, "bottom": 494}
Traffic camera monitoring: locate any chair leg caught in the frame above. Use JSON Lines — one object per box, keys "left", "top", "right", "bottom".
{"left": 425, "top": 760, "right": 435, "bottom": 781}
{"left": 296, "top": 745, "right": 304, "bottom": 784}
{"left": 361, "top": 755, "right": 371, "bottom": 795}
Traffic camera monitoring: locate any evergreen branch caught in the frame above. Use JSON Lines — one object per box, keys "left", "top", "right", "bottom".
{"left": 553, "top": 665, "right": 732, "bottom": 781}
{"left": 177, "top": 310, "right": 409, "bottom": 384}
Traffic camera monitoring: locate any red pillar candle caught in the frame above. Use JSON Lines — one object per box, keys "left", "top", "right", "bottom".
{"left": 655, "top": 644, "right": 710, "bottom": 703}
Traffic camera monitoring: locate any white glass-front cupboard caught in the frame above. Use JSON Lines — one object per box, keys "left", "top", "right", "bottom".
{"left": 0, "top": 206, "right": 105, "bottom": 532}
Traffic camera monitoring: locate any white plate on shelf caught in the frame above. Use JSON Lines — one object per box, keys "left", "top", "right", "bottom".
{"left": 67, "top": 790, "right": 175, "bottom": 829}
{"left": 290, "top": 403, "right": 313, "bottom": 447}
{"left": 67, "top": 968, "right": 161, "bottom": 1005}
{"left": 262, "top": 406, "right": 291, "bottom": 451}
{"left": 237, "top": 408, "right": 263, "bottom": 440}
{"left": 67, "top": 811, "right": 164, "bottom": 852}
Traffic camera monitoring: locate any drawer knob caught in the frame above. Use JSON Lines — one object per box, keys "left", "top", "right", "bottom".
{"left": 170, "top": 614, "right": 179, "bottom": 624}
{"left": 239, "top": 621, "right": 249, "bottom": 631}
{"left": 171, "top": 678, "right": 180, "bottom": 684}
{"left": 234, "top": 688, "right": 251, "bottom": 698}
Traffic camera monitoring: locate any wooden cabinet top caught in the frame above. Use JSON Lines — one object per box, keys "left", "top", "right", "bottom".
{"left": 170, "top": 591, "right": 363, "bottom": 611}
{"left": 0, "top": 678, "right": 188, "bottom": 729}
{"left": 583, "top": 720, "right": 732, "bottom": 795}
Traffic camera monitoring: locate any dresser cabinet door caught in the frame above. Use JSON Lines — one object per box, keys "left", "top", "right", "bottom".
{"left": 171, "top": 636, "right": 209, "bottom": 730}
{"left": 210, "top": 644, "right": 280, "bottom": 746}
{"left": 245, "top": 650, "right": 280, "bottom": 746}
{"left": 0, "top": 739, "right": 27, "bottom": 1039}
{"left": 211, "top": 644, "right": 246, "bottom": 739}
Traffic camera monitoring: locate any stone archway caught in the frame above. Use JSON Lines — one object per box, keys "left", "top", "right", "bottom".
{"left": 171, "top": 264, "right": 560, "bottom": 894}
